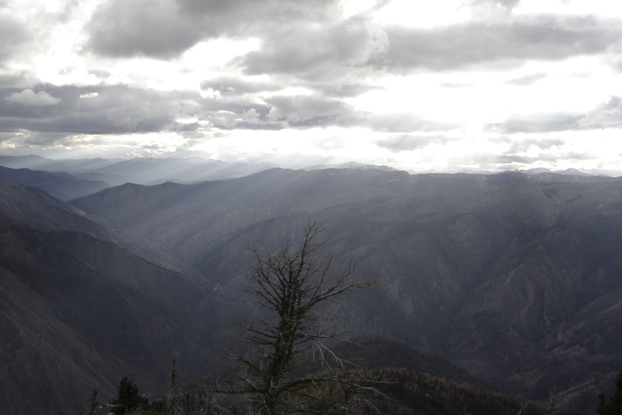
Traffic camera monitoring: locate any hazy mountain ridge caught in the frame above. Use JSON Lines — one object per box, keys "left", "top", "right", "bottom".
{"left": 3, "top": 166, "right": 622, "bottom": 413}
{"left": 69, "top": 168, "right": 622, "bottom": 413}
{"left": 0, "top": 155, "right": 275, "bottom": 186}
{"left": 0, "top": 178, "right": 231, "bottom": 322}
{"left": 0, "top": 165, "right": 109, "bottom": 200}
{"left": 0, "top": 180, "right": 241, "bottom": 414}
{"left": 2, "top": 155, "right": 614, "bottom": 189}
{"left": 0, "top": 171, "right": 538, "bottom": 415}
{"left": 0, "top": 215, "right": 226, "bottom": 415}
{"left": 0, "top": 179, "right": 110, "bottom": 237}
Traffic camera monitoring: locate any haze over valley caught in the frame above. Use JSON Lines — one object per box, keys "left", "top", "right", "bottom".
{"left": 1, "top": 156, "right": 622, "bottom": 414}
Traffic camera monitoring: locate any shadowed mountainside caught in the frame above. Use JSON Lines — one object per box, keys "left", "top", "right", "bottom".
{"left": 70, "top": 168, "right": 622, "bottom": 413}
{"left": 0, "top": 180, "right": 240, "bottom": 415}
{"left": 0, "top": 215, "right": 230, "bottom": 414}
{"left": 0, "top": 166, "right": 109, "bottom": 200}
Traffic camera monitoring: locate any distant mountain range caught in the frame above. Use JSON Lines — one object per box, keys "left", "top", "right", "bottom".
{"left": 1, "top": 162, "right": 621, "bottom": 414}
{"left": 2, "top": 154, "right": 611, "bottom": 188}
{"left": 0, "top": 155, "right": 276, "bottom": 186}
{"left": 0, "top": 165, "right": 109, "bottom": 200}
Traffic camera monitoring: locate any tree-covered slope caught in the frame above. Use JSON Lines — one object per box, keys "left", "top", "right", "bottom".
{"left": 70, "top": 168, "right": 622, "bottom": 413}
{"left": 0, "top": 215, "right": 226, "bottom": 414}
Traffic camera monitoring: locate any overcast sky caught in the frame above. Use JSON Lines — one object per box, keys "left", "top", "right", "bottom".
{"left": 1, "top": 0, "right": 622, "bottom": 173}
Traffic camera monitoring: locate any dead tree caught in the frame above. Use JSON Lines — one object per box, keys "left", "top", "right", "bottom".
{"left": 232, "top": 221, "right": 374, "bottom": 414}
{"left": 167, "top": 355, "right": 183, "bottom": 415}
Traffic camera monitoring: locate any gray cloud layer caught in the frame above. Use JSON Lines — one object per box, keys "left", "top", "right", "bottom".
{"left": 5, "top": 0, "right": 622, "bottom": 164}
{"left": 236, "top": 16, "right": 389, "bottom": 81}
{"left": 0, "top": 80, "right": 454, "bottom": 145}
{"left": 487, "top": 96, "right": 622, "bottom": 133}
{"left": 464, "top": 151, "right": 593, "bottom": 168}
{"left": 200, "top": 76, "right": 281, "bottom": 96}
{"left": 87, "top": 0, "right": 341, "bottom": 59}
{"left": 0, "top": 84, "right": 197, "bottom": 143}
{"left": 376, "top": 134, "right": 454, "bottom": 152}
{"left": 87, "top": 0, "right": 622, "bottom": 78}
{"left": 0, "top": 13, "right": 30, "bottom": 65}
{"left": 385, "top": 15, "right": 622, "bottom": 71}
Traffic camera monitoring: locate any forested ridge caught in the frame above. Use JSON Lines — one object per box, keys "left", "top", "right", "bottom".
{"left": 1, "top": 166, "right": 622, "bottom": 414}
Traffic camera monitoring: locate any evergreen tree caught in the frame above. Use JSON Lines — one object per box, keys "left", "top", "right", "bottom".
{"left": 597, "top": 369, "right": 622, "bottom": 415}
{"left": 110, "top": 376, "right": 148, "bottom": 415}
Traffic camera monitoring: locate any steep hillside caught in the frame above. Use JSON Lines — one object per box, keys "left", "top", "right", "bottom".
{"left": 0, "top": 180, "right": 241, "bottom": 414}
{"left": 0, "top": 176, "right": 235, "bottom": 303}
{"left": 0, "top": 178, "right": 109, "bottom": 236}
{"left": 0, "top": 166, "right": 109, "bottom": 200}
{"left": 71, "top": 168, "right": 622, "bottom": 413}
{"left": 0, "top": 215, "right": 228, "bottom": 415}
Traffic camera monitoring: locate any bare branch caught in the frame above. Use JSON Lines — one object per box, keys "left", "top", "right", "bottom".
{"left": 228, "top": 220, "right": 375, "bottom": 414}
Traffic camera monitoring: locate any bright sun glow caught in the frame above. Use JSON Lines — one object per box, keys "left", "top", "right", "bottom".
{"left": 375, "top": 0, "right": 471, "bottom": 28}
{"left": 1, "top": 0, "right": 622, "bottom": 174}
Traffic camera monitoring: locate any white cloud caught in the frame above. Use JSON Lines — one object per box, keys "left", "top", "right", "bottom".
{"left": 6, "top": 89, "right": 60, "bottom": 106}
{"left": 2, "top": 0, "right": 622, "bottom": 173}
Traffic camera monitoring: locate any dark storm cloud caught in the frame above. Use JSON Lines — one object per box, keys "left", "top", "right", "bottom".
{"left": 385, "top": 15, "right": 622, "bottom": 71}
{"left": 231, "top": 13, "right": 622, "bottom": 81}
{"left": 0, "top": 80, "right": 366, "bottom": 139}
{"left": 0, "top": 76, "right": 468, "bottom": 146}
{"left": 487, "top": 96, "right": 622, "bottom": 133}
{"left": 237, "top": 16, "right": 388, "bottom": 81}
{"left": 505, "top": 73, "right": 547, "bottom": 86}
{"left": 87, "top": 0, "right": 203, "bottom": 59}
{"left": 0, "top": 84, "right": 199, "bottom": 143}
{"left": 86, "top": 0, "right": 622, "bottom": 87}
{"left": 86, "top": 0, "right": 341, "bottom": 59}
{"left": 376, "top": 134, "right": 454, "bottom": 152}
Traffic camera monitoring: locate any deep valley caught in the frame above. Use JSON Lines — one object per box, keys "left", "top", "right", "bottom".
{"left": 1, "top": 159, "right": 621, "bottom": 414}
